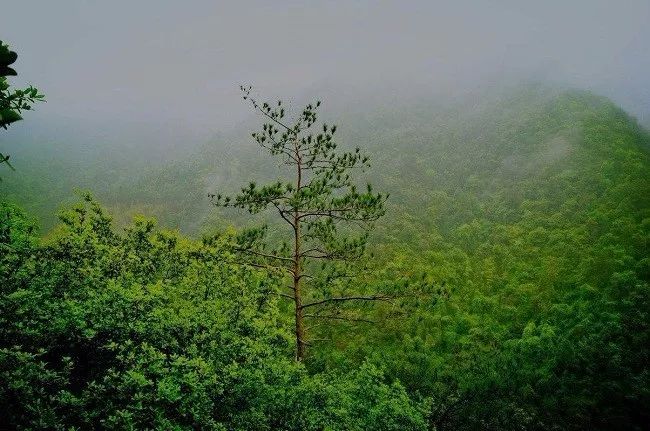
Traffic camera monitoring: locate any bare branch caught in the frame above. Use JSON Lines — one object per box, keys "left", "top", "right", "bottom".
{"left": 300, "top": 295, "right": 393, "bottom": 310}
{"left": 235, "top": 247, "right": 294, "bottom": 263}
{"left": 303, "top": 313, "right": 376, "bottom": 324}
{"left": 271, "top": 201, "right": 295, "bottom": 228}
{"left": 228, "top": 258, "right": 294, "bottom": 274}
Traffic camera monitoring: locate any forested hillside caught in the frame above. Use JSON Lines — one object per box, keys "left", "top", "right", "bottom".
{"left": 326, "top": 87, "right": 650, "bottom": 429}
{"left": 1, "top": 85, "right": 649, "bottom": 429}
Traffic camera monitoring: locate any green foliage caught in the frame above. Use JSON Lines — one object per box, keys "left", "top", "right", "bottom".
{"left": 1, "top": 85, "right": 649, "bottom": 429}
{"left": 320, "top": 88, "right": 650, "bottom": 430}
{"left": 0, "top": 194, "right": 425, "bottom": 430}
{"left": 0, "top": 40, "right": 45, "bottom": 170}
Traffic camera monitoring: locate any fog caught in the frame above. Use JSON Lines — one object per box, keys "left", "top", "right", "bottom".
{"left": 2, "top": 0, "right": 650, "bottom": 154}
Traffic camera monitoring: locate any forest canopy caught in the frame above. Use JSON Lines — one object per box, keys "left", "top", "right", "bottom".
{"left": 1, "top": 81, "right": 648, "bottom": 430}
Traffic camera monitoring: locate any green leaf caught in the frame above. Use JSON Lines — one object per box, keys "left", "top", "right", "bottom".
{"left": 0, "top": 108, "right": 22, "bottom": 126}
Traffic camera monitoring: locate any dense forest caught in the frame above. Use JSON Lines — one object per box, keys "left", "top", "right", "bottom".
{"left": 1, "top": 42, "right": 649, "bottom": 431}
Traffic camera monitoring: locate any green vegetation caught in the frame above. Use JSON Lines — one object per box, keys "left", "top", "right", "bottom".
{"left": 211, "top": 87, "right": 389, "bottom": 361}
{"left": 0, "top": 40, "right": 45, "bottom": 171}
{"left": 0, "top": 195, "right": 425, "bottom": 430}
{"left": 1, "top": 85, "right": 649, "bottom": 429}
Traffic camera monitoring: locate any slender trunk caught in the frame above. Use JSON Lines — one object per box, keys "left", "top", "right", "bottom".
{"left": 293, "top": 222, "right": 305, "bottom": 361}
{"left": 293, "top": 144, "right": 305, "bottom": 361}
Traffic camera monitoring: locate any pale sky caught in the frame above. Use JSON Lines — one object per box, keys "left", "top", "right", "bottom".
{"left": 3, "top": 0, "right": 650, "bottom": 147}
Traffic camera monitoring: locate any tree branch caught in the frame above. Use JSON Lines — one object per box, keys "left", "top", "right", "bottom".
{"left": 271, "top": 201, "right": 295, "bottom": 228}
{"left": 247, "top": 95, "right": 293, "bottom": 132}
{"left": 235, "top": 247, "right": 294, "bottom": 263}
{"left": 300, "top": 295, "right": 392, "bottom": 310}
{"left": 303, "top": 313, "right": 376, "bottom": 324}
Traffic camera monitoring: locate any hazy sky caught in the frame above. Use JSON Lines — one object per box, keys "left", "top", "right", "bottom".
{"left": 3, "top": 0, "right": 650, "bottom": 141}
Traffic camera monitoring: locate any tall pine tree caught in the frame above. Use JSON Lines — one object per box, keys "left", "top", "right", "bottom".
{"left": 211, "top": 86, "right": 389, "bottom": 360}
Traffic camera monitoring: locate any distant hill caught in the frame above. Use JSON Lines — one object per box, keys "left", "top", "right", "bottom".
{"left": 1, "top": 84, "right": 648, "bottom": 237}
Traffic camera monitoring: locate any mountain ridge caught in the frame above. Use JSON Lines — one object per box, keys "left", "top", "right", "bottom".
{"left": 1, "top": 85, "right": 647, "bottom": 234}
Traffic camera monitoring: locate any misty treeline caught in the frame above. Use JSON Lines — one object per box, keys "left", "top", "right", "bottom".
{"left": 1, "top": 47, "right": 649, "bottom": 430}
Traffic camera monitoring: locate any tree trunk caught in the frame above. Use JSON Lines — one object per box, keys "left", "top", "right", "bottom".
{"left": 293, "top": 144, "right": 305, "bottom": 361}
{"left": 293, "top": 208, "right": 305, "bottom": 360}
{"left": 293, "top": 263, "right": 305, "bottom": 361}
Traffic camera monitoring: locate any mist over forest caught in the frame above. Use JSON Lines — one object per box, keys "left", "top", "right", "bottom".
{"left": 1, "top": 2, "right": 649, "bottom": 430}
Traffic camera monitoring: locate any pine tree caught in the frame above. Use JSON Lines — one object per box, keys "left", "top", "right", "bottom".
{"left": 211, "top": 86, "right": 389, "bottom": 361}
